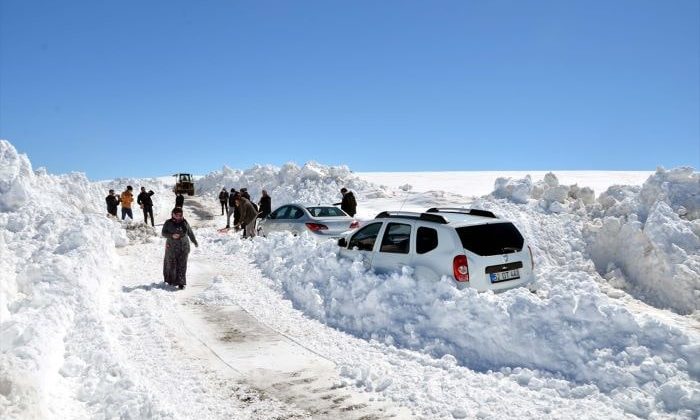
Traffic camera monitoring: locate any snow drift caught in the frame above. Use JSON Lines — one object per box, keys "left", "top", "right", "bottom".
{"left": 0, "top": 141, "right": 165, "bottom": 418}
{"left": 195, "top": 162, "right": 375, "bottom": 207}
{"left": 2, "top": 137, "right": 698, "bottom": 419}
{"left": 491, "top": 168, "right": 700, "bottom": 314}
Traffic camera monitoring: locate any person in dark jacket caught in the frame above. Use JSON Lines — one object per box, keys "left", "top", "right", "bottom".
{"left": 175, "top": 193, "right": 185, "bottom": 208}
{"left": 225, "top": 188, "right": 238, "bottom": 229}
{"left": 137, "top": 187, "right": 155, "bottom": 226}
{"left": 234, "top": 196, "right": 258, "bottom": 238}
{"left": 161, "top": 207, "right": 198, "bottom": 289}
{"left": 334, "top": 187, "right": 357, "bottom": 217}
{"left": 257, "top": 189, "right": 272, "bottom": 219}
{"left": 218, "top": 188, "right": 229, "bottom": 215}
{"left": 105, "top": 189, "right": 120, "bottom": 217}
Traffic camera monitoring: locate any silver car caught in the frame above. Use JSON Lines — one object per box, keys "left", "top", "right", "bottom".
{"left": 258, "top": 204, "right": 359, "bottom": 240}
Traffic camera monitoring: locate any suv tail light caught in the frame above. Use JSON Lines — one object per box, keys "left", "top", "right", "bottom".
{"left": 453, "top": 255, "right": 469, "bottom": 282}
{"left": 305, "top": 223, "right": 328, "bottom": 232}
{"left": 528, "top": 245, "right": 534, "bottom": 269}
{"left": 349, "top": 221, "right": 359, "bottom": 229}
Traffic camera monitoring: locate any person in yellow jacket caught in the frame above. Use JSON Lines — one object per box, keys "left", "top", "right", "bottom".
{"left": 120, "top": 185, "right": 134, "bottom": 220}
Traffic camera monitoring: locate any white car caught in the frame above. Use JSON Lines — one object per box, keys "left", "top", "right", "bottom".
{"left": 337, "top": 208, "right": 535, "bottom": 292}
{"left": 258, "top": 204, "right": 359, "bottom": 240}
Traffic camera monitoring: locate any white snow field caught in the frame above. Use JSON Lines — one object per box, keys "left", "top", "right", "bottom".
{"left": 1, "top": 139, "right": 698, "bottom": 419}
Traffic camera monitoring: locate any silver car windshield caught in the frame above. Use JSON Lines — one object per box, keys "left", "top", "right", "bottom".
{"left": 306, "top": 207, "right": 347, "bottom": 217}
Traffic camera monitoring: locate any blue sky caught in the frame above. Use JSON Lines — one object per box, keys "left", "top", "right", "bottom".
{"left": 1, "top": 0, "right": 698, "bottom": 180}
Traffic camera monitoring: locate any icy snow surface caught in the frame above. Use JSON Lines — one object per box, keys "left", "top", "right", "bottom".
{"left": 1, "top": 139, "right": 699, "bottom": 419}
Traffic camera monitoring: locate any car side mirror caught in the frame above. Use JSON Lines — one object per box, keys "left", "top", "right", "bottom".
{"left": 337, "top": 238, "right": 347, "bottom": 248}
{"left": 268, "top": 214, "right": 275, "bottom": 219}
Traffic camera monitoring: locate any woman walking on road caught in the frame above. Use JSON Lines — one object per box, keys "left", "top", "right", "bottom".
{"left": 162, "top": 207, "right": 198, "bottom": 289}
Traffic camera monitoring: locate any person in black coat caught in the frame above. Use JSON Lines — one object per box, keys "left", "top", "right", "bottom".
{"left": 105, "top": 189, "right": 120, "bottom": 217}
{"left": 225, "top": 189, "right": 238, "bottom": 229}
{"left": 137, "top": 187, "right": 155, "bottom": 226}
{"left": 175, "top": 193, "right": 185, "bottom": 208}
{"left": 334, "top": 187, "right": 357, "bottom": 217}
{"left": 161, "top": 207, "right": 198, "bottom": 289}
{"left": 218, "top": 188, "right": 229, "bottom": 215}
{"left": 257, "top": 190, "right": 272, "bottom": 219}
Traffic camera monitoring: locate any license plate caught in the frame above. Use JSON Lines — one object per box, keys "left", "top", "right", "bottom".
{"left": 490, "top": 269, "right": 520, "bottom": 283}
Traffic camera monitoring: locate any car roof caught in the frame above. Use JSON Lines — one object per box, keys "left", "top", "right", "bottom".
{"left": 434, "top": 213, "right": 506, "bottom": 227}
{"left": 373, "top": 209, "right": 509, "bottom": 228}
{"left": 280, "top": 203, "right": 346, "bottom": 212}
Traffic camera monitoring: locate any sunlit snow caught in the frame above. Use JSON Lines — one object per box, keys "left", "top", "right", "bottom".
{"left": 1, "top": 139, "right": 698, "bottom": 419}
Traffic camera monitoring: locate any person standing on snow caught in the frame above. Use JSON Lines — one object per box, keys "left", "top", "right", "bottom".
{"left": 137, "top": 187, "right": 155, "bottom": 227}
{"left": 161, "top": 207, "right": 198, "bottom": 289}
{"left": 257, "top": 189, "right": 272, "bottom": 219}
{"left": 218, "top": 188, "right": 229, "bottom": 215}
{"left": 334, "top": 187, "right": 357, "bottom": 217}
{"left": 175, "top": 192, "right": 184, "bottom": 208}
{"left": 234, "top": 195, "right": 258, "bottom": 238}
{"left": 120, "top": 186, "right": 135, "bottom": 220}
{"left": 105, "top": 189, "right": 120, "bottom": 217}
{"left": 225, "top": 188, "right": 238, "bottom": 229}
{"left": 237, "top": 188, "right": 257, "bottom": 235}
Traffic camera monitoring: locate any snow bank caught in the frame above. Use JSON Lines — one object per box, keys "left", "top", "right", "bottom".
{"left": 2, "top": 136, "right": 698, "bottom": 419}
{"left": 489, "top": 168, "right": 700, "bottom": 314}
{"left": 229, "top": 231, "right": 699, "bottom": 417}
{"left": 585, "top": 168, "right": 700, "bottom": 314}
{"left": 0, "top": 141, "right": 165, "bottom": 418}
{"left": 492, "top": 171, "right": 595, "bottom": 212}
{"left": 195, "top": 161, "right": 377, "bottom": 206}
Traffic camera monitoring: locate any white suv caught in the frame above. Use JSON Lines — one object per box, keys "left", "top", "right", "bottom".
{"left": 337, "top": 208, "right": 535, "bottom": 292}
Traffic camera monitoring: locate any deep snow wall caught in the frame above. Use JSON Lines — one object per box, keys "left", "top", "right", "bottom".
{"left": 491, "top": 168, "right": 700, "bottom": 314}
{"left": 196, "top": 162, "right": 376, "bottom": 206}
{"left": 0, "top": 141, "right": 164, "bottom": 418}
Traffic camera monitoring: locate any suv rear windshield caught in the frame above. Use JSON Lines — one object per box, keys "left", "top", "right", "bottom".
{"left": 456, "top": 222, "right": 524, "bottom": 256}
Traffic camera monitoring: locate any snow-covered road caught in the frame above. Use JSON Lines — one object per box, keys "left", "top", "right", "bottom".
{"left": 114, "top": 197, "right": 409, "bottom": 419}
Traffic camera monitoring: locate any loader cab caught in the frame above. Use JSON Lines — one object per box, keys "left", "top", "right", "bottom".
{"left": 173, "top": 173, "right": 195, "bottom": 196}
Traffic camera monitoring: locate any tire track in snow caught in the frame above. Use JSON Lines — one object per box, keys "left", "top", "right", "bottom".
{"left": 115, "top": 197, "right": 408, "bottom": 419}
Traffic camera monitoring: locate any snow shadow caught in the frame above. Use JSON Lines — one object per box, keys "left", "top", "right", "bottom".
{"left": 122, "top": 282, "right": 177, "bottom": 293}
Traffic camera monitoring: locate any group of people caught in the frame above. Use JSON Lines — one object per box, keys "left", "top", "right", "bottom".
{"left": 105, "top": 185, "right": 195, "bottom": 290}
{"left": 105, "top": 184, "right": 357, "bottom": 292}
{"left": 105, "top": 185, "right": 156, "bottom": 226}
{"left": 218, "top": 187, "right": 272, "bottom": 238}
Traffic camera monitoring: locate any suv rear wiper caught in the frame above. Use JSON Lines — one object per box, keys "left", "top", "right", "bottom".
{"left": 501, "top": 247, "right": 520, "bottom": 254}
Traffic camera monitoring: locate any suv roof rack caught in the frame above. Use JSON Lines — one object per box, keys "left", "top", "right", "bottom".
{"left": 425, "top": 207, "right": 498, "bottom": 218}
{"left": 375, "top": 211, "right": 448, "bottom": 224}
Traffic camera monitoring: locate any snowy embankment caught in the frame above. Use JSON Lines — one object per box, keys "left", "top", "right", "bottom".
{"left": 210, "top": 167, "right": 700, "bottom": 417}
{"left": 1, "top": 137, "right": 699, "bottom": 419}
{"left": 0, "top": 141, "right": 308, "bottom": 419}
{"left": 195, "top": 163, "right": 376, "bottom": 208}
{"left": 0, "top": 141, "right": 164, "bottom": 417}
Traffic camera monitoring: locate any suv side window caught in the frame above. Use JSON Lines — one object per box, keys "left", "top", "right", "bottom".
{"left": 380, "top": 223, "right": 411, "bottom": 254}
{"left": 416, "top": 226, "right": 438, "bottom": 254}
{"left": 349, "top": 222, "right": 382, "bottom": 251}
